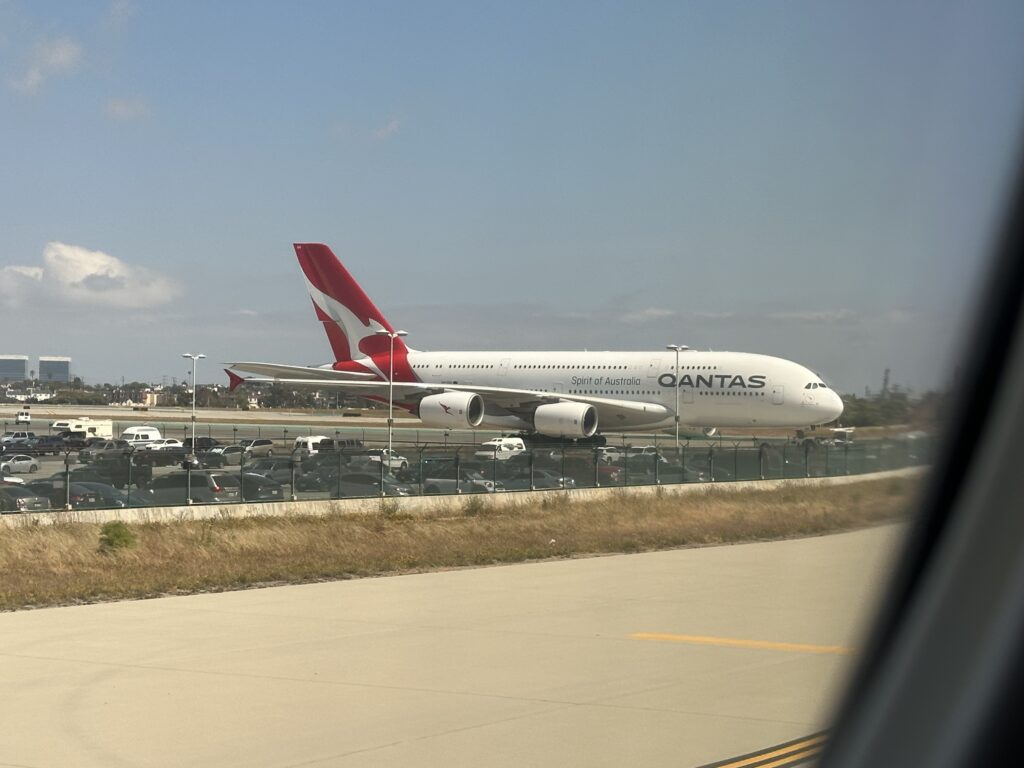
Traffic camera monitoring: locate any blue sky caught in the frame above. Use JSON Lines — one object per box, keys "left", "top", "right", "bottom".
{"left": 2, "top": 1, "right": 1024, "bottom": 392}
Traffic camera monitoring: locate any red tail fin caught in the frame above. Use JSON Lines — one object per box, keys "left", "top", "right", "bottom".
{"left": 294, "top": 243, "right": 409, "bottom": 363}
{"left": 225, "top": 369, "right": 245, "bottom": 392}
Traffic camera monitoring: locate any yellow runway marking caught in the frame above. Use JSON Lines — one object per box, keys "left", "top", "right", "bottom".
{"left": 697, "top": 732, "right": 827, "bottom": 768}
{"left": 630, "top": 632, "right": 855, "bottom": 656}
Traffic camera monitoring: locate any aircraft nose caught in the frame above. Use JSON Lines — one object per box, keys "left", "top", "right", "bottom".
{"left": 823, "top": 391, "right": 844, "bottom": 422}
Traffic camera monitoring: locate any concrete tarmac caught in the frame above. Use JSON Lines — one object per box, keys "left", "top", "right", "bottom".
{"left": 0, "top": 525, "right": 904, "bottom": 767}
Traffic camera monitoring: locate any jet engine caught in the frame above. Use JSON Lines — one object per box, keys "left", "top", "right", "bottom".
{"left": 703, "top": 427, "right": 718, "bottom": 437}
{"left": 533, "top": 402, "right": 598, "bottom": 438}
{"left": 417, "top": 392, "right": 484, "bottom": 429}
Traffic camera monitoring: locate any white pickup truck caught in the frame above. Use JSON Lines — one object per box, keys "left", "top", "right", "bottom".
{"left": 474, "top": 437, "right": 526, "bottom": 461}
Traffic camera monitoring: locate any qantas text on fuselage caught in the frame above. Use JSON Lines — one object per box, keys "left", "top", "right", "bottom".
{"left": 228, "top": 244, "right": 844, "bottom": 438}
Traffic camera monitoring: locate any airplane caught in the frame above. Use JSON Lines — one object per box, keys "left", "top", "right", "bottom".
{"left": 227, "top": 243, "right": 844, "bottom": 438}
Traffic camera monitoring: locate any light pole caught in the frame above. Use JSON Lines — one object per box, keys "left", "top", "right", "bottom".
{"left": 182, "top": 353, "right": 205, "bottom": 504}
{"left": 666, "top": 344, "right": 688, "bottom": 452}
{"left": 374, "top": 329, "right": 407, "bottom": 466}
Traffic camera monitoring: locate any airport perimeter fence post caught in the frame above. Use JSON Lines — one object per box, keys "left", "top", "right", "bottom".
{"left": 493, "top": 447, "right": 498, "bottom": 488}
{"left": 824, "top": 445, "right": 830, "bottom": 476}
{"left": 529, "top": 450, "right": 536, "bottom": 491}
{"left": 418, "top": 448, "right": 425, "bottom": 496}
{"left": 454, "top": 449, "right": 461, "bottom": 494}
{"left": 186, "top": 459, "right": 192, "bottom": 505}
{"left": 238, "top": 452, "right": 246, "bottom": 502}
{"left": 781, "top": 443, "right": 788, "bottom": 479}
{"left": 708, "top": 445, "right": 715, "bottom": 482}
{"left": 283, "top": 428, "right": 288, "bottom": 450}
{"left": 561, "top": 439, "right": 567, "bottom": 488}
{"left": 594, "top": 447, "right": 601, "bottom": 487}
{"left": 733, "top": 442, "right": 740, "bottom": 482}
{"left": 379, "top": 456, "right": 386, "bottom": 497}
{"left": 682, "top": 442, "right": 689, "bottom": 483}
{"left": 654, "top": 448, "right": 660, "bottom": 485}
{"left": 758, "top": 443, "right": 765, "bottom": 480}
{"left": 289, "top": 449, "right": 298, "bottom": 501}
{"left": 844, "top": 443, "right": 850, "bottom": 475}
{"left": 64, "top": 452, "right": 72, "bottom": 510}
{"left": 336, "top": 450, "right": 344, "bottom": 499}
{"left": 624, "top": 446, "right": 630, "bottom": 487}
{"left": 803, "top": 441, "right": 811, "bottom": 478}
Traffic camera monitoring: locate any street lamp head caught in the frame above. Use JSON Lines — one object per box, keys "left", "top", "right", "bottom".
{"left": 197, "top": 354, "right": 207, "bottom": 360}
{"left": 395, "top": 330, "right": 408, "bottom": 337}
{"left": 666, "top": 344, "right": 689, "bottom": 352}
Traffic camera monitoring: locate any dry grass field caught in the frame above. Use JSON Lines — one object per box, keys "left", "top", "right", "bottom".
{"left": 0, "top": 477, "right": 918, "bottom": 611}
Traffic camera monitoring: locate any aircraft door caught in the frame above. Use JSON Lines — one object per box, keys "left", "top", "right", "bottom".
{"left": 498, "top": 358, "right": 511, "bottom": 377}
{"left": 647, "top": 358, "right": 660, "bottom": 377}
{"left": 771, "top": 385, "right": 785, "bottom": 405}
{"left": 681, "top": 386, "right": 694, "bottom": 404}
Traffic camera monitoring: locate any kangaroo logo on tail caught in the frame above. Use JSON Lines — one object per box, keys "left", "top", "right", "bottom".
{"left": 294, "top": 243, "right": 415, "bottom": 381}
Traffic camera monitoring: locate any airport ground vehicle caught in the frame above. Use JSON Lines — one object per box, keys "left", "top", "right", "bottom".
{"left": 239, "top": 438, "right": 275, "bottom": 457}
{"left": 144, "top": 470, "right": 242, "bottom": 505}
{"left": 0, "top": 454, "right": 39, "bottom": 474}
{"left": 14, "top": 408, "right": 31, "bottom": 424}
{"left": 0, "top": 484, "right": 50, "bottom": 512}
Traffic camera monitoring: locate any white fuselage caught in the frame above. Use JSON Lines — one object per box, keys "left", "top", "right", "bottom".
{"left": 402, "top": 349, "right": 843, "bottom": 430}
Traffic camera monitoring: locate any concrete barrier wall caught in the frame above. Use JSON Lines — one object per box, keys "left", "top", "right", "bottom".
{"left": 1, "top": 467, "right": 924, "bottom": 527}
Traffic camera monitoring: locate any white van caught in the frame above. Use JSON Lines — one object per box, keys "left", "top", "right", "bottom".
{"left": 294, "top": 435, "right": 333, "bottom": 457}
{"left": 120, "top": 426, "right": 162, "bottom": 447}
{"left": 15, "top": 408, "right": 31, "bottom": 425}
{"left": 475, "top": 436, "right": 527, "bottom": 460}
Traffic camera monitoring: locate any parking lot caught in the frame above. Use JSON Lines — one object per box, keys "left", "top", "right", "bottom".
{"left": 1, "top": 424, "right": 935, "bottom": 513}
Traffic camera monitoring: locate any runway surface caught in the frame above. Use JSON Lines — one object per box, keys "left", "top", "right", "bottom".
{"left": 0, "top": 525, "right": 904, "bottom": 767}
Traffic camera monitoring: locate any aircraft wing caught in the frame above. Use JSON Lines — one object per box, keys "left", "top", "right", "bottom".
{"left": 226, "top": 366, "right": 671, "bottom": 427}
{"left": 227, "top": 362, "right": 376, "bottom": 381}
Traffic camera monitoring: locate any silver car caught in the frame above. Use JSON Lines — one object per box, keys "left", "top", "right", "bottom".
{"left": 0, "top": 454, "right": 39, "bottom": 474}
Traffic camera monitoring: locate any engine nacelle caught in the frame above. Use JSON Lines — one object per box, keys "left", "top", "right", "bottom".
{"left": 533, "top": 402, "right": 598, "bottom": 438}
{"left": 703, "top": 427, "right": 718, "bottom": 437}
{"left": 417, "top": 392, "right": 484, "bottom": 429}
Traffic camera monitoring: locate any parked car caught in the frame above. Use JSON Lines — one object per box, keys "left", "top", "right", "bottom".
{"left": 239, "top": 438, "right": 275, "bottom": 457}
{"left": 73, "top": 481, "right": 131, "bottom": 509}
{"left": 501, "top": 468, "right": 576, "bottom": 490}
{"left": 144, "top": 470, "right": 242, "bottom": 505}
{"left": 0, "top": 454, "right": 39, "bottom": 474}
{"left": 144, "top": 438, "right": 184, "bottom": 451}
{"left": 329, "top": 472, "right": 416, "bottom": 498}
{"left": 182, "top": 437, "right": 224, "bottom": 452}
{"left": 245, "top": 458, "right": 297, "bottom": 485}
{"left": 1, "top": 431, "right": 36, "bottom": 445}
{"left": 84, "top": 455, "right": 153, "bottom": 489}
{"left": 78, "top": 440, "right": 132, "bottom": 463}
{"left": 0, "top": 484, "right": 51, "bottom": 513}
{"left": 228, "top": 472, "right": 286, "bottom": 501}
{"left": 1, "top": 467, "right": 25, "bottom": 484}
{"left": 31, "top": 435, "right": 67, "bottom": 456}
{"left": 26, "top": 480, "right": 104, "bottom": 509}
{"left": 196, "top": 449, "right": 228, "bottom": 468}
{"left": 360, "top": 448, "right": 409, "bottom": 470}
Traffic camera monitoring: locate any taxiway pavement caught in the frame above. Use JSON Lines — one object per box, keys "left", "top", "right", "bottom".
{"left": 0, "top": 525, "right": 903, "bottom": 767}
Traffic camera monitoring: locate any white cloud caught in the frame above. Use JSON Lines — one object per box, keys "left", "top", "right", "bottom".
{"left": 1, "top": 242, "right": 180, "bottom": 309}
{"left": 619, "top": 307, "right": 675, "bottom": 325}
{"left": 10, "top": 36, "right": 82, "bottom": 93}
{"left": 105, "top": 97, "right": 150, "bottom": 121}
{"left": 372, "top": 118, "right": 400, "bottom": 141}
